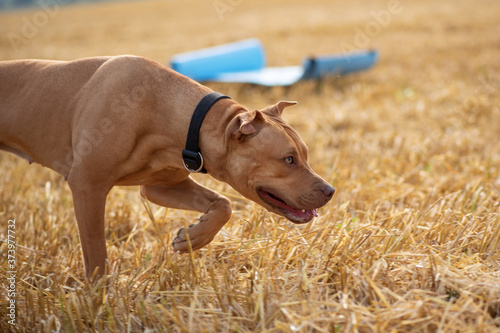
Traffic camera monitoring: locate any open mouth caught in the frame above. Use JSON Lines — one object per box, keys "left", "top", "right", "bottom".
{"left": 258, "top": 188, "right": 318, "bottom": 224}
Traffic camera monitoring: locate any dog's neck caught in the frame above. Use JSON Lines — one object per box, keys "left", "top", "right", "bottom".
{"left": 199, "top": 99, "right": 247, "bottom": 181}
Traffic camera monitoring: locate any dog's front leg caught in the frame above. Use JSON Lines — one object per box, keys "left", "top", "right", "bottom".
{"left": 141, "top": 177, "right": 232, "bottom": 253}
{"left": 69, "top": 182, "right": 110, "bottom": 279}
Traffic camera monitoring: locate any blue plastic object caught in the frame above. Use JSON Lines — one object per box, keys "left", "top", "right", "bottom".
{"left": 170, "top": 39, "right": 378, "bottom": 86}
{"left": 300, "top": 51, "right": 378, "bottom": 79}
{"left": 171, "top": 39, "right": 265, "bottom": 81}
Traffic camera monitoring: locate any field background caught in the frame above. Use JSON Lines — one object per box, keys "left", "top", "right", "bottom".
{"left": 1, "top": 0, "right": 499, "bottom": 332}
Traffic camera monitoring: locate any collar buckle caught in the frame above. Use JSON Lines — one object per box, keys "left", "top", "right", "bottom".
{"left": 182, "top": 149, "right": 204, "bottom": 173}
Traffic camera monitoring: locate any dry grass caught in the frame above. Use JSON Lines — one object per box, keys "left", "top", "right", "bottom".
{"left": 1, "top": 0, "right": 499, "bottom": 331}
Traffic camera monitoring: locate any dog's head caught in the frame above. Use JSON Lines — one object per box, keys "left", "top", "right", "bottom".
{"left": 220, "top": 101, "right": 335, "bottom": 223}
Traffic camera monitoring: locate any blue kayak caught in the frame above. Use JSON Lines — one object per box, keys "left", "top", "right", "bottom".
{"left": 171, "top": 38, "right": 378, "bottom": 86}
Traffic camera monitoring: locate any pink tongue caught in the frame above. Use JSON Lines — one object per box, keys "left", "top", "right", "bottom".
{"left": 260, "top": 190, "right": 318, "bottom": 219}
{"left": 286, "top": 207, "right": 318, "bottom": 219}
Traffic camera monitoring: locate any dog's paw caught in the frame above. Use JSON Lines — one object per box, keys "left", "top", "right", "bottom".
{"left": 172, "top": 224, "right": 194, "bottom": 250}
{"left": 172, "top": 219, "right": 217, "bottom": 253}
{"left": 172, "top": 202, "right": 232, "bottom": 253}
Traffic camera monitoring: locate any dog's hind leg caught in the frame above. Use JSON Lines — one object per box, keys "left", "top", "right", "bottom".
{"left": 140, "top": 177, "right": 232, "bottom": 253}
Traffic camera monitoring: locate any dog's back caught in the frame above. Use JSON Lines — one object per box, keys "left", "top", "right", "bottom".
{"left": 0, "top": 57, "right": 110, "bottom": 169}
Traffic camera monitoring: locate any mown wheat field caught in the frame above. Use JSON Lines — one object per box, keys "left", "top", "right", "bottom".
{"left": 1, "top": 0, "right": 499, "bottom": 332}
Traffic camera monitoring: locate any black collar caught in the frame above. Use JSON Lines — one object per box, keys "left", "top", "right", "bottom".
{"left": 182, "top": 92, "right": 231, "bottom": 173}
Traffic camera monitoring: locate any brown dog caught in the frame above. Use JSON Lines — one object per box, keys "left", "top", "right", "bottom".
{"left": 0, "top": 55, "right": 335, "bottom": 278}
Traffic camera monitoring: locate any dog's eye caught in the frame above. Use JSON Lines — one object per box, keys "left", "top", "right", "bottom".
{"left": 285, "top": 156, "right": 294, "bottom": 165}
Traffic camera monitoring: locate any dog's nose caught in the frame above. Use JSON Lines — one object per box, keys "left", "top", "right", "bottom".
{"left": 322, "top": 185, "right": 335, "bottom": 199}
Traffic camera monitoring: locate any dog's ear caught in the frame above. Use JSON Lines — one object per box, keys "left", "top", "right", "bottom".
{"left": 227, "top": 110, "right": 265, "bottom": 143}
{"left": 262, "top": 101, "right": 298, "bottom": 117}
